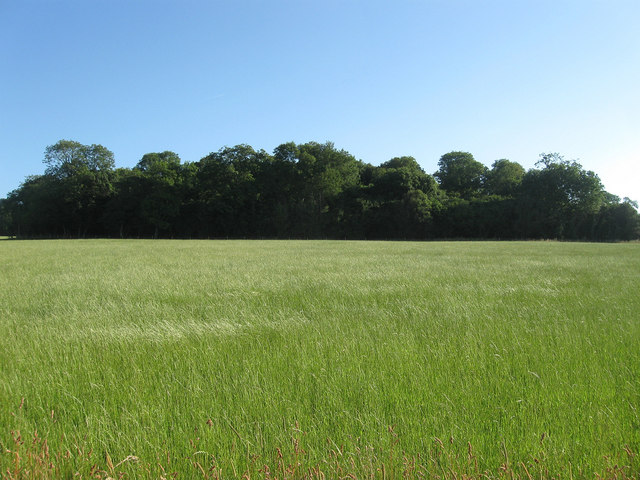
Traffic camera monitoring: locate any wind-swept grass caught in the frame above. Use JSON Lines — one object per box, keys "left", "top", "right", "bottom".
{"left": 1, "top": 240, "right": 639, "bottom": 478}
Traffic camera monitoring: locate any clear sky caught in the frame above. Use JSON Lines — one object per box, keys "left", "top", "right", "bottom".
{"left": 1, "top": 0, "right": 639, "bottom": 202}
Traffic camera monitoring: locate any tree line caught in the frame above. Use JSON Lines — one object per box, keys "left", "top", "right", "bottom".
{"left": 1, "top": 139, "right": 638, "bottom": 241}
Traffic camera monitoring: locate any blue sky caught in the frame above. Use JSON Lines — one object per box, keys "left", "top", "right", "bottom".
{"left": 1, "top": 0, "right": 639, "bottom": 202}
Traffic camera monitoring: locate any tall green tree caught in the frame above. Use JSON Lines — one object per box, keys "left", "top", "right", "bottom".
{"left": 2, "top": 175, "right": 64, "bottom": 236}
{"left": 134, "top": 151, "right": 184, "bottom": 238}
{"left": 103, "top": 168, "right": 145, "bottom": 237}
{"left": 39, "top": 140, "right": 116, "bottom": 236}
{"left": 365, "top": 156, "right": 442, "bottom": 238}
{"left": 593, "top": 199, "right": 640, "bottom": 241}
{"left": 518, "top": 153, "right": 606, "bottom": 239}
{"left": 0, "top": 198, "right": 9, "bottom": 235}
{"left": 434, "top": 151, "right": 487, "bottom": 200}
{"left": 290, "top": 142, "right": 363, "bottom": 237}
{"left": 251, "top": 143, "right": 300, "bottom": 237}
{"left": 196, "top": 145, "right": 268, "bottom": 237}
{"left": 44, "top": 140, "right": 115, "bottom": 178}
{"left": 484, "top": 159, "right": 525, "bottom": 197}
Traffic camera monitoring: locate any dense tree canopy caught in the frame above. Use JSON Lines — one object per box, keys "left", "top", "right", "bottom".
{"left": 518, "top": 153, "right": 607, "bottom": 239}
{"left": 1, "top": 140, "right": 638, "bottom": 241}
{"left": 484, "top": 159, "right": 525, "bottom": 197}
{"left": 434, "top": 151, "right": 487, "bottom": 200}
{"left": 44, "top": 140, "right": 115, "bottom": 179}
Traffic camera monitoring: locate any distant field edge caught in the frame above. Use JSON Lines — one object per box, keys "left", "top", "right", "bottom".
{"left": 1, "top": 235, "right": 639, "bottom": 243}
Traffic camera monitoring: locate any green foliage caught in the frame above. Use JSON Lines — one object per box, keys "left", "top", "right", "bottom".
{"left": 593, "top": 200, "right": 640, "bottom": 241}
{"left": 484, "top": 159, "right": 525, "bottom": 197}
{"left": 44, "top": 139, "right": 115, "bottom": 179}
{"left": 434, "top": 151, "right": 487, "bottom": 200}
{"left": 518, "top": 153, "right": 607, "bottom": 239}
{"left": 0, "top": 199, "right": 10, "bottom": 236}
{"left": 196, "top": 145, "right": 268, "bottom": 237}
{"left": 2, "top": 141, "right": 638, "bottom": 240}
{"left": 134, "top": 151, "right": 185, "bottom": 237}
{"left": 103, "top": 168, "right": 146, "bottom": 237}
{"left": 135, "top": 151, "right": 181, "bottom": 173}
{"left": 362, "top": 156, "right": 442, "bottom": 238}
{"left": 12, "top": 140, "right": 118, "bottom": 237}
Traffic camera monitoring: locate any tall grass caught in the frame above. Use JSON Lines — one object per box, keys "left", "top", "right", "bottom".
{"left": 1, "top": 240, "right": 639, "bottom": 478}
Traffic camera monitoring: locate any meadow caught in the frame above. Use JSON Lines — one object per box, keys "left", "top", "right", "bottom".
{"left": 0, "top": 240, "right": 638, "bottom": 479}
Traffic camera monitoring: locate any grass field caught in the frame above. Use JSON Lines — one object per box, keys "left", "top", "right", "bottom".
{"left": 1, "top": 240, "right": 639, "bottom": 479}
